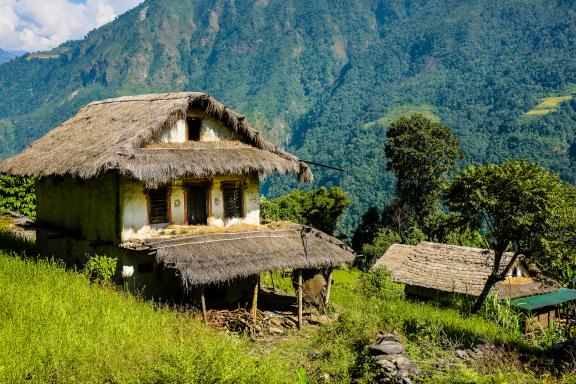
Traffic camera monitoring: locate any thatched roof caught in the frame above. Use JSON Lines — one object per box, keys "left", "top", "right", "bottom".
{"left": 0, "top": 92, "right": 312, "bottom": 187}
{"left": 373, "top": 242, "right": 558, "bottom": 300}
{"left": 121, "top": 223, "right": 355, "bottom": 288}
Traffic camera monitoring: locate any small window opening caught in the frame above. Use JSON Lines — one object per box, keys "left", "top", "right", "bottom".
{"left": 223, "top": 183, "right": 244, "bottom": 219}
{"left": 148, "top": 187, "right": 168, "bottom": 224}
{"left": 187, "top": 118, "right": 201, "bottom": 141}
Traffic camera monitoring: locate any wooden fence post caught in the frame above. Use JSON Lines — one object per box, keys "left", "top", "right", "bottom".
{"left": 325, "top": 268, "right": 333, "bottom": 307}
{"left": 200, "top": 287, "right": 208, "bottom": 325}
{"left": 298, "top": 269, "right": 303, "bottom": 330}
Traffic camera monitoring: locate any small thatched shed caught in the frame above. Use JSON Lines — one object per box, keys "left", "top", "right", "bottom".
{"left": 374, "top": 242, "right": 557, "bottom": 299}
{"left": 374, "top": 242, "right": 576, "bottom": 331}
{"left": 122, "top": 223, "right": 355, "bottom": 288}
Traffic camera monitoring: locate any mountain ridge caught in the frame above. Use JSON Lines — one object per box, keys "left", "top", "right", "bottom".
{"left": 0, "top": 0, "right": 575, "bottom": 232}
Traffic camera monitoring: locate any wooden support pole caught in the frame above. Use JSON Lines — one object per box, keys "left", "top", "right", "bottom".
{"left": 297, "top": 269, "right": 303, "bottom": 330}
{"left": 200, "top": 287, "right": 208, "bottom": 326}
{"left": 325, "top": 268, "right": 333, "bottom": 307}
{"left": 251, "top": 276, "right": 259, "bottom": 321}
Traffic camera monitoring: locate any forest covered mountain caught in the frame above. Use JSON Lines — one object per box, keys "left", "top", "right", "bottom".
{"left": 0, "top": 0, "right": 575, "bottom": 232}
{"left": 0, "top": 49, "right": 16, "bottom": 64}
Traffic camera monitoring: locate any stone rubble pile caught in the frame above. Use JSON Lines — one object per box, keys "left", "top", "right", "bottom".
{"left": 370, "top": 333, "right": 418, "bottom": 383}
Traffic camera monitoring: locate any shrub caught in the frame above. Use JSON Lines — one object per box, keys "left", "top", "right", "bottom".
{"left": 261, "top": 186, "right": 351, "bottom": 235}
{"left": 359, "top": 268, "right": 405, "bottom": 300}
{"left": 83, "top": 254, "right": 117, "bottom": 283}
{"left": 356, "top": 228, "right": 401, "bottom": 270}
{"left": 0, "top": 175, "right": 36, "bottom": 219}
{"left": 479, "top": 294, "right": 522, "bottom": 336}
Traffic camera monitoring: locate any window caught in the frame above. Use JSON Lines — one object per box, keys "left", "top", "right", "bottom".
{"left": 148, "top": 187, "right": 168, "bottom": 224}
{"left": 222, "top": 183, "right": 244, "bottom": 219}
{"left": 187, "top": 118, "right": 201, "bottom": 141}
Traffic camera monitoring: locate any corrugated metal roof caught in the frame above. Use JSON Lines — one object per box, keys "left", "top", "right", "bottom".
{"left": 511, "top": 288, "right": 576, "bottom": 311}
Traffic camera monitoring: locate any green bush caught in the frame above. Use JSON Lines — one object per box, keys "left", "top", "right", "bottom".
{"left": 356, "top": 228, "right": 401, "bottom": 270}
{"left": 83, "top": 254, "right": 117, "bottom": 283}
{"left": 359, "top": 268, "right": 405, "bottom": 300}
{"left": 0, "top": 175, "right": 35, "bottom": 219}
{"left": 261, "top": 186, "right": 351, "bottom": 235}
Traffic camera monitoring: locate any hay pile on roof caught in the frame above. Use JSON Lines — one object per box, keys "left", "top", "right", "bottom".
{"left": 0, "top": 92, "right": 312, "bottom": 187}
{"left": 121, "top": 223, "right": 355, "bottom": 287}
{"left": 373, "top": 242, "right": 558, "bottom": 299}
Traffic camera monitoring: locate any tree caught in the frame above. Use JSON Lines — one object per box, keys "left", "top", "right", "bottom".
{"left": 385, "top": 114, "right": 464, "bottom": 228}
{"left": 351, "top": 206, "right": 382, "bottom": 252}
{"left": 261, "top": 186, "right": 352, "bottom": 235}
{"left": 445, "top": 160, "right": 576, "bottom": 313}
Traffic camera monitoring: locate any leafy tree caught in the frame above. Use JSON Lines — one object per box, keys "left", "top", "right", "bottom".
{"left": 261, "top": 186, "right": 351, "bottom": 235}
{"left": 385, "top": 114, "right": 464, "bottom": 229}
{"left": 351, "top": 206, "right": 382, "bottom": 252}
{"left": 357, "top": 228, "right": 401, "bottom": 271}
{"left": 445, "top": 160, "right": 576, "bottom": 313}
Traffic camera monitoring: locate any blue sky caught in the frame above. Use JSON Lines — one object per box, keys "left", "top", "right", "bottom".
{"left": 0, "top": 0, "right": 143, "bottom": 52}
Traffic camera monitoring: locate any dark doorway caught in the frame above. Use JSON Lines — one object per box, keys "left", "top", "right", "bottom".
{"left": 188, "top": 185, "right": 208, "bottom": 225}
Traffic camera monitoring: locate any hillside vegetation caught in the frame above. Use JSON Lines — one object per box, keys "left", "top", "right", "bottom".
{"left": 3, "top": 251, "right": 575, "bottom": 383}
{"left": 0, "top": 254, "right": 295, "bottom": 383}
{"left": 0, "top": 0, "right": 575, "bottom": 232}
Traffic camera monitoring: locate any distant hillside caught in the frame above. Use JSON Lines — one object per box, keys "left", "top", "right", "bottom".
{"left": 0, "top": 49, "right": 15, "bottom": 64}
{"left": 0, "top": 0, "right": 575, "bottom": 232}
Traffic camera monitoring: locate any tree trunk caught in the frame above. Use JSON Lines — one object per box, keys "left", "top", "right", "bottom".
{"left": 471, "top": 249, "right": 521, "bottom": 314}
{"left": 471, "top": 273, "right": 498, "bottom": 314}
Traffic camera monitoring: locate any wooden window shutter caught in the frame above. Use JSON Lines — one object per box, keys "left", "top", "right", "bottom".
{"left": 148, "top": 187, "right": 168, "bottom": 224}
{"left": 223, "top": 183, "right": 244, "bottom": 219}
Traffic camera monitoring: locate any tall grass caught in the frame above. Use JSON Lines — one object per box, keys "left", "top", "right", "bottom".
{"left": 0, "top": 254, "right": 296, "bottom": 383}
{"left": 273, "top": 269, "right": 566, "bottom": 383}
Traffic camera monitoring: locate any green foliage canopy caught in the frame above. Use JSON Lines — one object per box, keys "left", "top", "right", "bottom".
{"left": 385, "top": 114, "right": 464, "bottom": 226}
{"left": 261, "top": 186, "right": 351, "bottom": 235}
{"left": 0, "top": 175, "right": 35, "bottom": 219}
{"left": 445, "top": 160, "right": 576, "bottom": 312}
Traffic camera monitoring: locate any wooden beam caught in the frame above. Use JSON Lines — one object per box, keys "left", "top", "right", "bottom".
{"left": 251, "top": 277, "right": 259, "bottom": 321}
{"left": 297, "top": 269, "right": 303, "bottom": 330}
{"left": 200, "top": 287, "right": 208, "bottom": 325}
{"left": 325, "top": 268, "right": 333, "bottom": 307}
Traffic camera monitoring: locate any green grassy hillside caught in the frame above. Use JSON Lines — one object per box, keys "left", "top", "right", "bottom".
{"left": 0, "top": 0, "right": 575, "bottom": 232}
{"left": 2, "top": 251, "right": 576, "bottom": 382}
{"left": 0, "top": 254, "right": 295, "bottom": 383}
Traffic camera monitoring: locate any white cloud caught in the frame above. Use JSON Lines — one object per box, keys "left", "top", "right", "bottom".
{"left": 0, "top": 0, "right": 143, "bottom": 52}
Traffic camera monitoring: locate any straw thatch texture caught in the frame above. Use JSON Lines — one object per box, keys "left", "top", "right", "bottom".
{"left": 0, "top": 92, "right": 312, "bottom": 187}
{"left": 373, "top": 242, "right": 558, "bottom": 299}
{"left": 122, "top": 224, "right": 355, "bottom": 287}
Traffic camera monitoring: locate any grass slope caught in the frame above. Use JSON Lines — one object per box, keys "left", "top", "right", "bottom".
{"left": 0, "top": 254, "right": 295, "bottom": 383}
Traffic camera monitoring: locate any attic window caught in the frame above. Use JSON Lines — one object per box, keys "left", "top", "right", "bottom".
{"left": 148, "top": 187, "right": 168, "bottom": 224}
{"left": 222, "top": 183, "right": 244, "bottom": 219}
{"left": 187, "top": 118, "right": 201, "bottom": 141}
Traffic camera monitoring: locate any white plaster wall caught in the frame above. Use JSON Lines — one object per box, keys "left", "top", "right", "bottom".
{"left": 199, "top": 113, "right": 241, "bottom": 141}
{"left": 156, "top": 119, "right": 187, "bottom": 143}
{"left": 120, "top": 177, "right": 154, "bottom": 240}
{"left": 170, "top": 181, "right": 186, "bottom": 224}
{"left": 120, "top": 174, "right": 261, "bottom": 240}
{"left": 210, "top": 175, "right": 260, "bottom": 227}
{"left": 153, "top": 110, "right": 241, "bottom": 144}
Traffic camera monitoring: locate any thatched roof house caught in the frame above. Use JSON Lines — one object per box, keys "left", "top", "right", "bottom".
{"left": 0, "top": 92, "right": 312, "bottom": 187}
{"left": 0, "top": 92, "right": 354, "bottom": 319}
{"left": 373, "top": 242, "right": 558, "bottom": 300}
